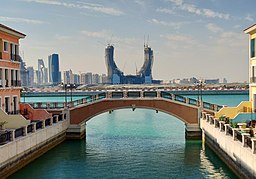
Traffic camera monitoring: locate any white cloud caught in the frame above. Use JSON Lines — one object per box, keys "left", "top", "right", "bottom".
{"left": 156, "top": 8, "right": 175, "bottom": 15}
{"left": 0, "top": 16, "right": 43, "bottom": 24}
{"left": 245, "top": 14, "right": 254, "bottom": 22}
{"left": 160, "top": 34, "right": 194, "bottom": 43}
{"left": 148, "top": 18, "right": 185, "bottom": 28}
{"left": 25, "top": 0, "right": 124, "bottom": 16}
{"left": 206, "top": 23, "right": 223, "bottom": 33}
{"left": 55, "top": 34, "right": 71, "bottom": 41}
{"left": 81, "top": 30, "right": 109, "bottom": 39}
{"left": 169, "top": 0, "right": 230, "bottom": 19}
{"left": 217, "top": 31, "right": 246, "bottom": 47}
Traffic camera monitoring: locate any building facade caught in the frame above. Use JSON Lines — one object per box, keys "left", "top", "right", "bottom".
{"left": 244, "top": 24, "right": 256, "bottom": 110}
{"left": 48, "top": 53, "right": 60, "bottom": 85}
{"left": 63, "top": 69, "right": 74, "bottom": 84}
{"left": 0, "top": 24, "right": 25, "bottom": 113}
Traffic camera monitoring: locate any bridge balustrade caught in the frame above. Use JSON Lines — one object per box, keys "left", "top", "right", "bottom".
{"left": 127, "top": 91, "right": 140, "bottom": 98}
{"left": 160, "top": 91, "right": 172, "bottom": 100}
{"left": 245, "top": 135, "right": 252, "bottom": 148}
{"left": 112, "top": 92, "right": 124, "bottom": 98}
{"left": 0, "top": 131, "right": 11, "bottom": 145}
{"left": 45, "top": 118, "right": 51, "bottom": 126}
{"left": 203, "top": 102, "right": 214, "bottom": 110}
{"left": 227, "top": 125, "right": 233, "bottom": 136}
{"left": 143, "top": 91, "right": 157, "bottom": 98}
{"left": 174, "top": 95, "right": 186, "bottom": 103}
{"left": 188, "top": 98, "right": 197, "bottom": 106}
{"left": 14, "top": 127, "right": 24, "bottom": 138}
{"left": 27, "top": 124, "right": 33, "bottom": 133}
{"left": 36, "top": 121, "right": 43, "bottom": 130}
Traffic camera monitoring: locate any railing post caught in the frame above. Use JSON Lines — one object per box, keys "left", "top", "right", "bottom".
{"left": 224, "top": 124, "right": 230, "bottom": 135}
{"left": 23, "top": 126, "right": 27, "bottom": 136}
{"left": 214, "top": 118, "right": 217, "bottom": 127}
{"left": 32, "top": 122, "right": 36, "bottom": 133}
{"left": 219, "top": 121, "right": 225, "bottom": 132}
{"left": 185, "top": 98, "right": 189, "bottom": 104}
{"left": 42, "top": 120, "right": 45, "bottom": 129}
{"left": 10, "top": 130, "right": 15, "bottom": 141}
{"left": 124, "top": 91, "right": 128, "bottom": 98}
{"left": 50, "top": 117, "right": 53, "bottom": 126}
{"left": 55, "top": 115, "right": 59, "bottom": 123}
{"left": 140, "top": 91, "right": 143, "bottom": 98}
{"left": 251, "top": 138, "right": 256, "bottom": 154}
{"left": 232, "top": 128, "right": 238, "bottom": 141}
{"left": 242, "top": 133, "right": 250, "bottom": 147}
{"left": 171, "top": 94, "right": 175, "bottom": 100}
{"left": 157, "top": 91, "right": 161, "bottom": 98}
{"left": 213, "top": 104, "right": 217, "bottom": 111}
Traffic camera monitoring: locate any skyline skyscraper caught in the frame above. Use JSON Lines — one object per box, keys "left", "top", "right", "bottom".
{"left": 105, "top": 44, "right": 154, "bottom": 84}
{"left": 48, "top": 53, "right": 60, "bottom": 85}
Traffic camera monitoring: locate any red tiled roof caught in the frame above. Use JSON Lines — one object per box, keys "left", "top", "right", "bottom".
{"left": 0, "top": 24, "right": 26, "bottom": 37}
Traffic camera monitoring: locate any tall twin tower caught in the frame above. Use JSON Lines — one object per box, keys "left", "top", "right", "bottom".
{"left": 105, "top": 44, "right": 154, "bottom": 84}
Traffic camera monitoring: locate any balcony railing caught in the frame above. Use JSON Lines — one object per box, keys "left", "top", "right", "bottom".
{"left": 10, "top": 54, "right": 21, "bottom": 62}
{"left": 7, "top": 110, "right": 20, "bottom": 115}
{"left": 5, "top": 80, "right": 8, "bottom": 87}
{"left": 11, "top": 80, "right": 21, "bottom": 87}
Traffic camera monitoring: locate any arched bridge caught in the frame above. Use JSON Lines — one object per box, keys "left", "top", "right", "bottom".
{"left": 27, "top": 90, "right": 222, "bottom": 140}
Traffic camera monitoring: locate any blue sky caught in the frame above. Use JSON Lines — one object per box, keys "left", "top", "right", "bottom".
{"left": 1, "top": 0, "right": 255, "bottom": 82}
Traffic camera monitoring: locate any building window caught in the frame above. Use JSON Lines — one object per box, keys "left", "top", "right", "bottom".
{"left": 251, "top": 39, "right": 255, "bottom": 58}
{"left": 4, "top": 41, "right": 8, "bottom": 52}
{"left": 252, "top": 66, "right": 256, "bottom": 83}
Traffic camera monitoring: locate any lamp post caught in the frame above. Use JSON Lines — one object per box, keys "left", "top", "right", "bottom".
{"left": 61, "top": 83, "right": 67, "bottom": 108}
{"left": 195, "top": 80, "right": 204, "bottom": 106}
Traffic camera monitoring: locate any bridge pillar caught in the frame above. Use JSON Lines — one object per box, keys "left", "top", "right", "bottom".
{"left": 66, "top": 122, "right": 86, "bottom": 139}
{"left": 185, "top": 123, "right": 201, "bottom": 140}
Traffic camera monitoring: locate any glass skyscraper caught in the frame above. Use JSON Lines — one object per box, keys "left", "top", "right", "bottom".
{"left": 48, "top": 53, "right": 60, "bottom": 85}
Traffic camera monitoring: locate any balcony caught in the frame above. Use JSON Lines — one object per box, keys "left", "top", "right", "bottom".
{"left": 11, "top": 80, "right": 21, "bottom": 87}
{"left": 10, "top": 54, "right": 21, "bottom": 62}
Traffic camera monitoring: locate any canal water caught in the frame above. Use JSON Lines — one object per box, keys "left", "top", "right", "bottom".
{"left": 10, "top": 94, "right": 248, "bottom": 178}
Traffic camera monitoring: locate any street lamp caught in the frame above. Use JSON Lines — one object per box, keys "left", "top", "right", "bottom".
{"left": 195, "top": 80, "right": 204, "bottom": 106}
{"left": 61, "top": 83, "right": 67, "bottom": 107}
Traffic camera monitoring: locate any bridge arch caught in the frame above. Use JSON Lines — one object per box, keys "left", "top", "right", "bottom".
{"left": 68, "top": 98, "right": 202, "bottom": 140}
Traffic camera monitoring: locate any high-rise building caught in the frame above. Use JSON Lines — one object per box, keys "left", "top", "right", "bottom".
{"left": 63, "top": 69, "right": 74, "bottom": 84}
{"left": 80, "top": 72, "right": 92, "bottom": 85}
{"left": 27, "top": 66, "right": 34, "bottom": 87}
{"left": 105, "top": 45, "right": 123, "bottom": 84}
{"left": 43, "top": 68, "right": 48, "bottom": 84}
{"left": 92, "top": 74, "right": 100, "bottom": 84}
{"left": 74, "top": 74, "right": 80, "bottom": 84}
{"left": 48, "top": 54, "right": 60, "bottom": 85}
{"left": 102, "top": 74, "right": 108, "bottom": 84}
{"left": 138, "top": 44, "right": 154, "bottom": 84}
{"left": 105, "top": 44, "right": 154, "bottom": 84}
{"left": 37, "top": 59, "right": 45, "bottom": 85}
{"left": 20, "top": 58, "right": 28, "bottom": 87}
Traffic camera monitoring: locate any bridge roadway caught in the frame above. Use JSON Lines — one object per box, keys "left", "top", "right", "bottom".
{"left": 27, "top": 90, "right": 223, "bottom": 140}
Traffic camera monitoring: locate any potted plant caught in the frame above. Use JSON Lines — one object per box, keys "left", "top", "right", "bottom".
{"left": 231, "top": 121, "right": 238, "bottom": 128}
{"left": 219, "top": 115, "right": 226, "bottom": 121}
{"left": 0, "top": 121, "right": 7, "bottom": 132}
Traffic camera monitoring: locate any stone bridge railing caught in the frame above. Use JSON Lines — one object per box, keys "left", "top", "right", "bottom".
{"left": 23, "top": 91, "right": 223, "bottom": 112}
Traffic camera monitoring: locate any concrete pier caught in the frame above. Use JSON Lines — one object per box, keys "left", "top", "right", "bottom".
{"left": 185, "top": 123, "right": 202, "bottom": 140}
{"left": 66, "top": 122, "right": 86, "bottom": 139}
